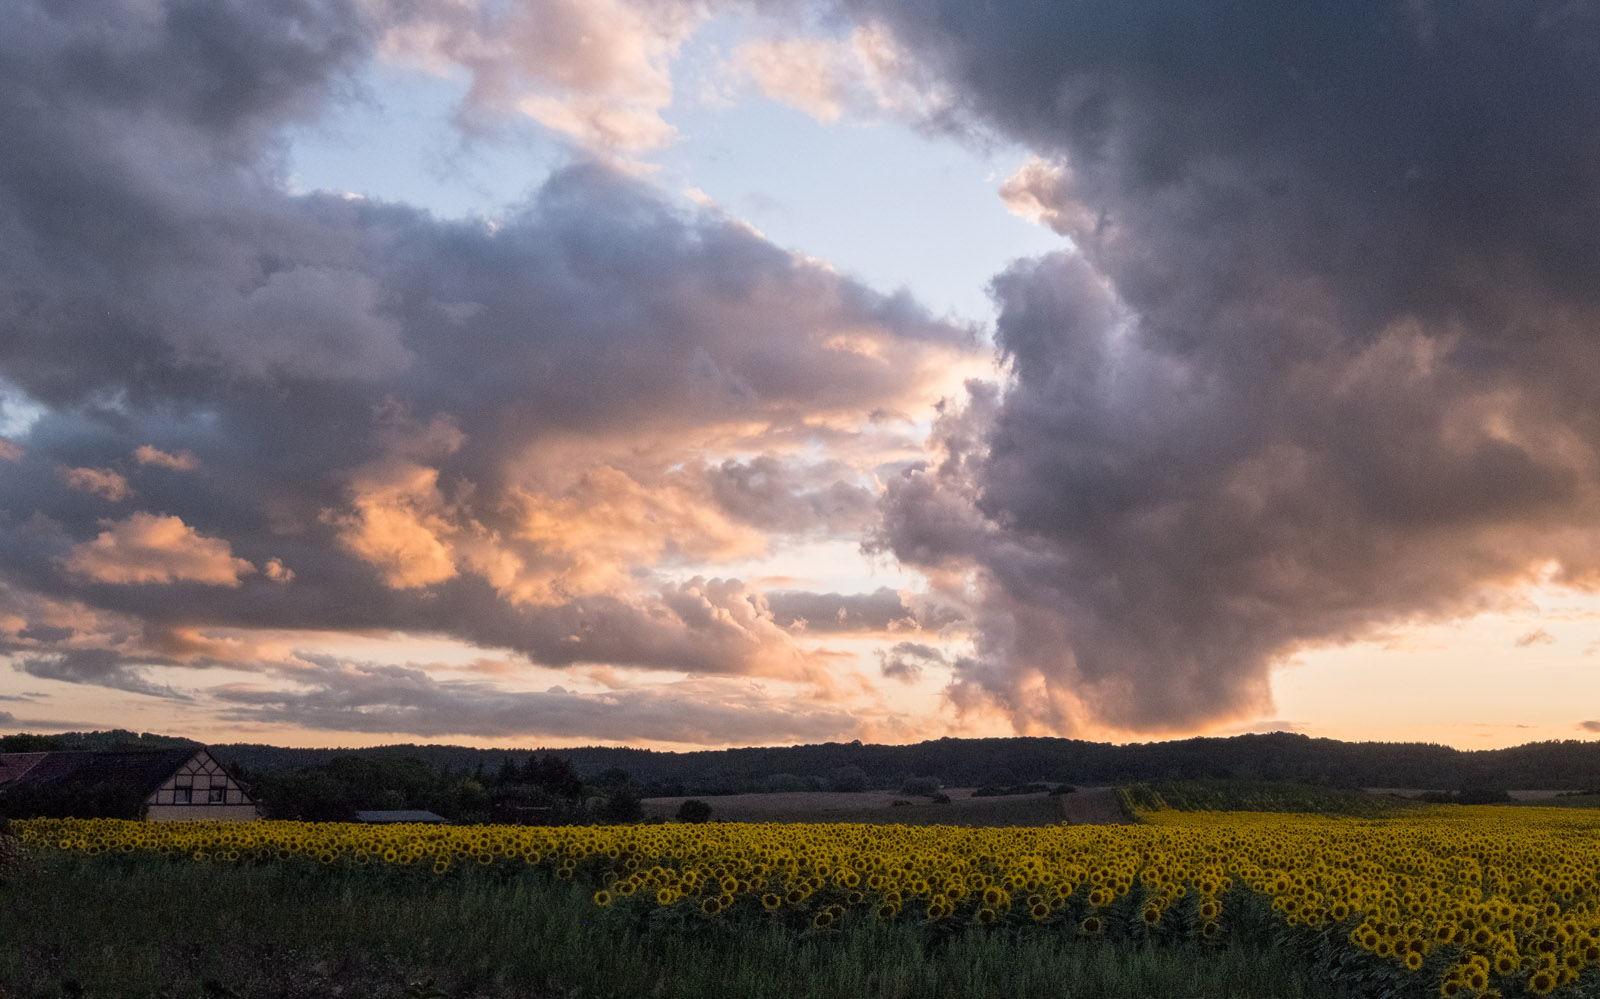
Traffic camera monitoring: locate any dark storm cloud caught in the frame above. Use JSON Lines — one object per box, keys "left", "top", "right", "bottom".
{"left": 704, "top": 456, "right": 877, "bottom": 535}
{"left": 765, "top": 586, "right": 961, "bottom": 634}
{"left": 846, "top": 1, "right": 1600, "bottom": 731}
{"left": 16, "top": 648, "right": 192, "bottom": 700}
{"left": 209, "top": 653, "right": 861, "bottom": 745}
{"left": 875, "top": 640, "right": 947, "bottom": 682}
{"left": 0, "top": 0, "right": 975, "bottom": 712}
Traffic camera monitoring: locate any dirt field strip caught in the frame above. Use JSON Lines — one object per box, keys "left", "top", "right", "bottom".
{"left": 1060, "top": 786, "right": 1134, "bottom": 825}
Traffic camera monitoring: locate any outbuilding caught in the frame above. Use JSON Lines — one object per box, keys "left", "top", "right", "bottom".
{"left": 355, "top": 809, "right": 449, "bottom": 824}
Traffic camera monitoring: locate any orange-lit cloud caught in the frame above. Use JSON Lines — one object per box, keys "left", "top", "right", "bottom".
{"left": 134, "top": 445, "right": 198, "bottom": 471}
{"left": 263, "top": 558, "right": 294, "bottom": 583}
{"left": 323, "top": 462, "right": 459, "bottom": 589}
{"left": 0, "top": 437, "right": 20, "bottom": 462}
{"left": 725, "top": 23, "right": 951, "bottom": 126}
{"left": 60, "top": 512, "right": 255, "bottom": 586}
{"left": 1514, "top": 628, "right": 1556, "bottom": 648}
{"left": 370, "top": 0, "right": 702, "bottom": 154}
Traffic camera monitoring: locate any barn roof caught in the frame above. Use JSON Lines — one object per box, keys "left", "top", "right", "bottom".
{"left": 0, "top": 752, "right": 49, "bottom": 786}
{"left": 0, "top": 748, "right": 201, "bottom": 798}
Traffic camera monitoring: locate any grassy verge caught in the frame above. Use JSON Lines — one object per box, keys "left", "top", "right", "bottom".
{"left": 0, "top": 849, "right": 1345, "bottom": 999}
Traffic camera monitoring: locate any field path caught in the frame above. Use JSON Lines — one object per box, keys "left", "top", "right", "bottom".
{"left": 1060, "top": 786, "right": 1134, "bottom": 825}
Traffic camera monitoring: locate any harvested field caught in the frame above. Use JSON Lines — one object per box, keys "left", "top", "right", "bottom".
{"left": 640, "top": 787, "right": 1066, "bottom": 826}
{"left": 1060, "top": 786, "right": 1134, "bottom": 825}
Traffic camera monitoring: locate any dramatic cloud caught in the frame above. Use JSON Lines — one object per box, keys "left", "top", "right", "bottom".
{"left": 0, "top": 0, "right": 977, "bottom": 741}
{"left": 845, "top": 2, "right": 1600, "bottom": 732}
{"left": 60, "top": 513, "right": 256, "bottom": 587}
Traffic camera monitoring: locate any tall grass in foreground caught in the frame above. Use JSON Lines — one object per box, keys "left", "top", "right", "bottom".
{"left": 0, "top": 851, "right": 1342, "bottom": 999}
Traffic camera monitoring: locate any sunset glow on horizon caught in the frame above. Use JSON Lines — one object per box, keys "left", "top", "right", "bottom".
{"left": 5, "top": 0, "right": 1600, "bottom": 754}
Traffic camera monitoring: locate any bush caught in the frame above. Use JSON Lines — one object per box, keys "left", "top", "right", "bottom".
{"left": 600, "top": 790, "right": 643, "bottom": 824}
{"left": 827, "top": 766, "right": 870, "bottom": 793}
{"left": 900, "top": 776, "right": 941, "bottom": 797}
{"left": 676, "top": 799, "right": 713, "bottom": 823}
{"left": 1456, "top": 786, "right": 1513, "bottom": 805}
{"left": 930, "top": 792, "right": 951, "bottom": 804}
{"left": 760, "top": 773, "right": 811, "bottom": 793}
{"left": 971, "top": 782, "right": 1048, "bottom": 798}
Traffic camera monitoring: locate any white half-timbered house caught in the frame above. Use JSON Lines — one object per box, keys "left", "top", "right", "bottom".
{"left": 0, "top": 746, "right": 261, "bottom": 821}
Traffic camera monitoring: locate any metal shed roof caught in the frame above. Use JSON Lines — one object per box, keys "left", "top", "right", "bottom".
{"left": 355, "top": 809, "right": 449, "bottom": 823}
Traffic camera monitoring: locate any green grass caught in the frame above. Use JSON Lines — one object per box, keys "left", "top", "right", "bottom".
{"left": 0, "top": 849, "right": 1347, "bottom": 999}
{"left": 1117, "top": 779, "right": 1425, "bottom": 818}
{"left": 1506, "top": 792, "right": 1600, "bottom": 808}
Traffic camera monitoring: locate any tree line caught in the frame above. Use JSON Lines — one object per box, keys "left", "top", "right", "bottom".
{"left": 6, "top": 731, "right": 1600, "bottom": 812}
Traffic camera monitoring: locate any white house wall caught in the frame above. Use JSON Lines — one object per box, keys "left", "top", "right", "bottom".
{"left": 144, "top": 749, "right": 262, "bottom": 822}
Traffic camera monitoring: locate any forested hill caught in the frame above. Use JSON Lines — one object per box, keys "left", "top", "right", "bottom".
{"left": 7, "top": 730, "right": 1597, "bottom": 794}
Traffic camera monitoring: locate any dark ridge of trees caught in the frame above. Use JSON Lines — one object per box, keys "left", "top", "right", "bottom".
{"left": 234, "top": 750, "right": 619, "bottom": 824}
{"left": 201, "top": 733, "right": 1600, "bottom": 795}
{"left": 9, "top": 730, "right": 1600, "bottom": 804}
{"left": 0, "top": 731, "right": 199, "bottom": 754}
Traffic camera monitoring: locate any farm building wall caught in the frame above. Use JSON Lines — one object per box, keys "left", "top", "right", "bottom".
{"left": 145, "top": 803, "right": 262, "bottom": 822}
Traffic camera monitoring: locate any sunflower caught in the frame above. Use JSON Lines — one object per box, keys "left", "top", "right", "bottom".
{"left": 593, "top": 890, "right": 612, "bottom": 907}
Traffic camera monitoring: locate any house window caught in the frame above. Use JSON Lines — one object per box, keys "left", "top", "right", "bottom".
{"left": 173, "top": 785, "right": 192, "bottom": 804}
{"left": 209, "top": 786, "right": 227, "bottom": 804}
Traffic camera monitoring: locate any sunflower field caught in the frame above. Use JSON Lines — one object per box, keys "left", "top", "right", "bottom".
{"left": 13, "top": 805, "right": 1600, "bottom": 998}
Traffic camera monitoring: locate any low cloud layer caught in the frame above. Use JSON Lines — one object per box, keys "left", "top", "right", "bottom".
{"left": 841, "top": 2, "right": 1600, "bottom": 732}
{"left": 209, "top": 653, "right": 861, "bottom": 746}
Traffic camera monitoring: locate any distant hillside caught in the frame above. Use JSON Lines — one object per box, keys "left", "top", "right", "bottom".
{"left": 7, "top": 729, "right": 1596, "bottom": 796}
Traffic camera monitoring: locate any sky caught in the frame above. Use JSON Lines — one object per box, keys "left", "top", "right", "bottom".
{"left": 4, "top": 0, "right": 1600, "bottom": 753}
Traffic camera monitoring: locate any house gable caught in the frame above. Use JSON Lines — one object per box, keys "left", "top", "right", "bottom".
{"left": 147, "top": 748, "right": 253, "bottom": 808}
